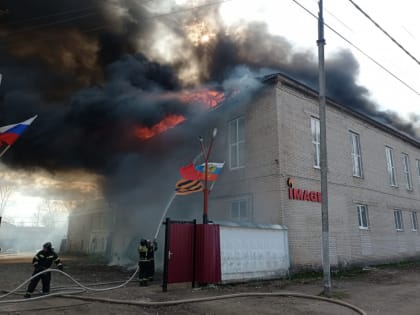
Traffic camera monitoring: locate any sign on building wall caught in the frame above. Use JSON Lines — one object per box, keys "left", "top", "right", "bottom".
{"left": 287, "top": 178, "right": 321, "bottom": 203}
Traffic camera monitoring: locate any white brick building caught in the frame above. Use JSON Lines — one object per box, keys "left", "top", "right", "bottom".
{"left": 210, "top": 73, "right": 420, "bottom": 270}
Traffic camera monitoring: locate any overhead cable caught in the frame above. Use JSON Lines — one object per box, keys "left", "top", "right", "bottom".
{"left": 347, "top": 0, "right": 420, "bottom": 67}
{"left": 290, "top": 0, "right": 420, "bottom": 96}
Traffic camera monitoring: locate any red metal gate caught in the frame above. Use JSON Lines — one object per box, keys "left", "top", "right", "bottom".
{"left": 167, "top": 222, "right": 196, "bottom": 284}
{"left": 162, "top": 218, "right": 221, "bottom": 291}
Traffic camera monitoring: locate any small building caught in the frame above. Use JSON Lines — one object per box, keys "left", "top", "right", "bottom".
{"left": 66, "top": 199, "right": 113, "bottom": 255}
{"left": 0, "top": 221, "right": 52, "bottom": 253}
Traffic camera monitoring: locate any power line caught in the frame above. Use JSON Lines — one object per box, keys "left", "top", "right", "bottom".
{"left": 3, "top": 12, "right": 98, "bottom": 36}
{"left": 2, "top": 5, "right": 100, "bottom": 26}
{"left": 347, "top": 0, "right": 420, "bottom": 68}
{"left": 0, "top": 0, "right": 233, "bottom": 44}
{"left": 290, "top": 0, "right": 420, "bottom": 96}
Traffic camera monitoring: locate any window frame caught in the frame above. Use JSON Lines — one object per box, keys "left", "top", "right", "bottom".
{"left": 416, "top": 159, "right": 420, "bottom": 185}
{"left": 311, "top": 117, "right": 320, "bottom": 169}
{"left": 394, "top": 210, "right": 404, "bottom": 231}
{"left": 411, "top": 211, "right": 418, "bottom": 231}
{"left": 350, "top": 131, "right": 363, "bottom": 178}
{"left": 357, "top": 204, "right": 369, "bottom": 229}
{"left": 228, "top": 117, "right": 245, "bottom": 170}
{"left": 385, "top": 147, "right": 397, "bottom": 187}
{"left": 402, "top": 153, "right": 412, "bottom": 191}
{"left": 230, "top": 198, "right": 249, "bottom": 222}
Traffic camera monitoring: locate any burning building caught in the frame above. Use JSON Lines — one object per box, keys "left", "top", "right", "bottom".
{"left": 206, "top": 73, "right": 420, "bottom": 270}
{"left": 1, "top": 1, "right": 420, "bottom": 272}
{"left": 66, "top": 71, "right": 420, "bottom": 272}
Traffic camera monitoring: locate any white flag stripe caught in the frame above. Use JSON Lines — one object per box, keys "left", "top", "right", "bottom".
{"left": 0, "top": 115, "right": 38, "bottom": 133}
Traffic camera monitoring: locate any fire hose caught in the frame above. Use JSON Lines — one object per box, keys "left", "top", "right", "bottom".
{"left": 62, "top": 291, "right": 367, "bottom": 315}
{"left": 0, "top": 268, "right": 367, "bottom": 314}
{"left": 0, "top": 265, "right": 139, "bottom": 303}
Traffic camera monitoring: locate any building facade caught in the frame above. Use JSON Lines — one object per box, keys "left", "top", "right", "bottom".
{"left": 66, "top": 199, "right": 113, "bottom": 255}
{"left": 210, "top": 74, "right": 420, "bottom": 270}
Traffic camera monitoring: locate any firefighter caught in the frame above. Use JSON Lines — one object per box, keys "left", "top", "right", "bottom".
{"left": 146, "top": 239, "right": 158, "bottom": 281}
{"left": 24, "top": 242, "right": 63, "bottom": 298}
{"left": 138, "top": 239, "right": 149, "bottom": 286}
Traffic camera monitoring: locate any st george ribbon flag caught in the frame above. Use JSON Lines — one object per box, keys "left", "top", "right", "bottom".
{"left": 175, "top": 179, "right": 203, "bottom": 195}
{"left": 0, "top": 115, "right": 38, "bottom": 146}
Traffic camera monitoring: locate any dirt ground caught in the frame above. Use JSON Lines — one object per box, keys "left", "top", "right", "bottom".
{"left": 1, "top": 254, "right": 420, "bottom": 314}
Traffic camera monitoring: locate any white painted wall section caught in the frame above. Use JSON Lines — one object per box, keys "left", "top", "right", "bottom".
{"left": 220, "top": 225, "right": 289, "bottom": 281}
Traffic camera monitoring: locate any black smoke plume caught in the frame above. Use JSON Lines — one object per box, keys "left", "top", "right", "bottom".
{"left": 0, "top": 0, "right": 418, "bottom": 177}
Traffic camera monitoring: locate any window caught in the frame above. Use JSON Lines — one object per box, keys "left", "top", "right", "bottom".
{"left": 229, "top": 117, "right": 245, "bottom": 169}
{"left": 385, "top": 147, "right": 397, "bottom": 186}
{"left": 350, "top": 132, "right": 363, "bottom": 177}
{"left": 402, "top": 153, "right": 412, "bottom": 190}
{"left": 311, "top": 117, "right": 320, "bottom": 168}
{"left": 416, "top": 159, "right": 420, "bottom": 184}
{"left": 411, "top": 211, "right": 418, "bottom": 231}
{"left": 394, "top": 210, "right": 404, "bottom": 231}
{"left": 231, "top": 199, "right": 249, "bottom": 222}
{"left": 357, "top": 204, "right": 369, "bottom": 229}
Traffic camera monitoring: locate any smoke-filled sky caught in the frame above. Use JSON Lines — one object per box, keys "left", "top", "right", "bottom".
{"left": 0, "top": 0, "right": 419, "bottom": 220}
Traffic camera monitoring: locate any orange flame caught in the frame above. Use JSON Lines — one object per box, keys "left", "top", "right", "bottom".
{"left": 180, "top": 89, "right": 225, "bottom": 108}
{"left": 133, "top": 89, "right": 226, "bottom": 141}
{"left": 134, "top": 114, "right": 186, "bottom": 140}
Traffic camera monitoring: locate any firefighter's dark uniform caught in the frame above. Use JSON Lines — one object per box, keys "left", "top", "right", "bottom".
{"left": 138, "top": 239, "right": 149, "bottom": 286}
{"left": 146, "top": 240, "right": 158, "bottom": 281}
{"left": 24, "top": 242, "right": 63, "bottom": 298}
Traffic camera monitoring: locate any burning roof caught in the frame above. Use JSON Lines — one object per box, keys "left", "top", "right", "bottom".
{"left": 0, "top": 0, "right": 418, "bottom": 179}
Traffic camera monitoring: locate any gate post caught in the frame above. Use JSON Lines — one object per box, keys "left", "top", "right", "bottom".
{"left": 162, "top": 217, "right": 170, "bottom": 292}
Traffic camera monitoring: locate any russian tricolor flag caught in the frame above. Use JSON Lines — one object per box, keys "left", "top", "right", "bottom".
{"left": 0, "top": 115, "right": 37, "bottom": 146}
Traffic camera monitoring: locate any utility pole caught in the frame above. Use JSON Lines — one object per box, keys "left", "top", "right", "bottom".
{"left": 199, "top": 128, "right": 217, "bottom": 224}
{"left": 317, "top": 0, "right": 331, "bottom": 295}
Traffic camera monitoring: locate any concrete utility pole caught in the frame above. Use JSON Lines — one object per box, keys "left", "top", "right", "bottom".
{"left": 317, "top": 0, "right": 331, "bottom": 295}
{"left": 199, "top": 128, "right": 217, "bottom": 224}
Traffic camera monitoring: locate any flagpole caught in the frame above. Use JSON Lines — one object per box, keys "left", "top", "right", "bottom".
{"left": 0, "top": 145, "right": 11, "bottom": 158}
{"left": 153, "top": 152, "right": 204, "bottom": 240}
{"left": 199, "top": 128, "right": 217, "bottom": 224}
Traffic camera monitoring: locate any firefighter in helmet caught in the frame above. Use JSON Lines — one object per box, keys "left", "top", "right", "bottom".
{"left": 24, "top": 242, "right": 63, "bottom": 298}
{"left": 138, "top": 239, "right": 149, "bottom": 286}
{"left": 146, "top": 239, "right": 158, "bottom": 281}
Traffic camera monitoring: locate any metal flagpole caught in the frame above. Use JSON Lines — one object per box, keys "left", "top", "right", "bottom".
{"left": 317, "top": 0, "right": 331, "bottom": 295}
{"left": 199, "top": 128, "right": 217, "bottom": 224}
{"left": 0, "top": 145, "right": 11, "bottom": 158}
{"left": 153, "top": 152, "right": 203, "bottom": 240}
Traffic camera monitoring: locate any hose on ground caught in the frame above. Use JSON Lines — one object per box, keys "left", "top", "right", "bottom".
{"left": 0, "top": 268, "right": 367, "bottom": 314}
{"left": 60, "top": 291, "right": 367, "bottom": 315}
{"left": 0, "top": 266, "right": 139, "bottom": 304}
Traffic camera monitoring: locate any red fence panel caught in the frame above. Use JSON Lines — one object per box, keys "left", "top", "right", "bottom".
{"left": 195, "top": 224, "right": 221, "bottom": 283}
